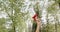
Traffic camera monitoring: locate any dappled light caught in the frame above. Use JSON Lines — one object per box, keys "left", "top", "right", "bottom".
{"left": 0, "top": 0, "right": 60, "bottom": 32}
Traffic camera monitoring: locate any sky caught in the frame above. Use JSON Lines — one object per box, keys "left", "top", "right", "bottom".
{"left": 0, "top": 11, "right": 7, "bottom": 18}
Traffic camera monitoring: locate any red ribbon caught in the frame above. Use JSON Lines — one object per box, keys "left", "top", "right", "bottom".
{"left": 32, "top": 14, "right": 38, "bottom": 21}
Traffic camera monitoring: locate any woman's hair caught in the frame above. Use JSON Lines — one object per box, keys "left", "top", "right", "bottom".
{"left": 32, "top": 21, "right": 37, "bottom": 32}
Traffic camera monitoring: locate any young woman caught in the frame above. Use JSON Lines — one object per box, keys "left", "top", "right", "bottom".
{"left": 32, "top": 14, "right": 41, "bottom": 32}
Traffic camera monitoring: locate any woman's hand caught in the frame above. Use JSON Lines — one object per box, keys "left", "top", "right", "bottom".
{"left": 35, "top": 18, "right": 41, "bottom": 32}
{"left": 36, "top": 18, "right": 41, "bottom": 26}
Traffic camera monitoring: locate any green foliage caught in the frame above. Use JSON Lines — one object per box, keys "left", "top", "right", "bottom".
{"left": 0, "top": 0, "right": 60, "bottom": 32}
{"left": 9, "top": 0, "right": 16, "bottom": 3}
{"left": 0, "top": 18, "right": 6, "bottom": 24}
{"left": 34, "top": 2, "right": 42, "bottom": 18}
{"left": 46, "top": 0, "right": 60, "bottom": 32}
{"left": 0, "top": 18, "right": 8, "bottom": 32}
{"left": 0, "top": 0, "right": 29, "bottom": 32}
{"left": 47, "top": 2, "right": 58, "bottom": 14}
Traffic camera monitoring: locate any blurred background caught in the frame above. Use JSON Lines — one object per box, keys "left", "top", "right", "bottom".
{"left": 0, "top": 0, "right": 60, "bottom": 32}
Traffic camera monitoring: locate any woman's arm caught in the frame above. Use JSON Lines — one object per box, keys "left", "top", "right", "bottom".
{"left": 35, "top": 19, "right": 41, "bottom": 32}
{"left": 32, "top": 15, "right": 41, "bottom": 32}
{"left": 36, "top": 25, "right": 40, "bottom": 32}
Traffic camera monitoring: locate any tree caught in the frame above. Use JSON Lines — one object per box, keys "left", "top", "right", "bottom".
{"left": 0, "top": 18, "right": 8, "bottom": 32}
{"left": 47, "top": 0, "right": 60, "bottom": 32}
{"left": 0, "top": 0, "right": 29, "bottom": 32}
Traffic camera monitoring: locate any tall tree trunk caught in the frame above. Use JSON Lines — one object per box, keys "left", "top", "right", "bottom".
{"left": 11, "top": 2, "right": 16, "bottom": 32}
{"left": 12, "top": 17, "right": 16, "bottom": 32}
{"left": 46, "top": 13, "right": 49, "bottom": 32}
{"left": 55, "top": 15, "right": 57, "bottom": 32}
